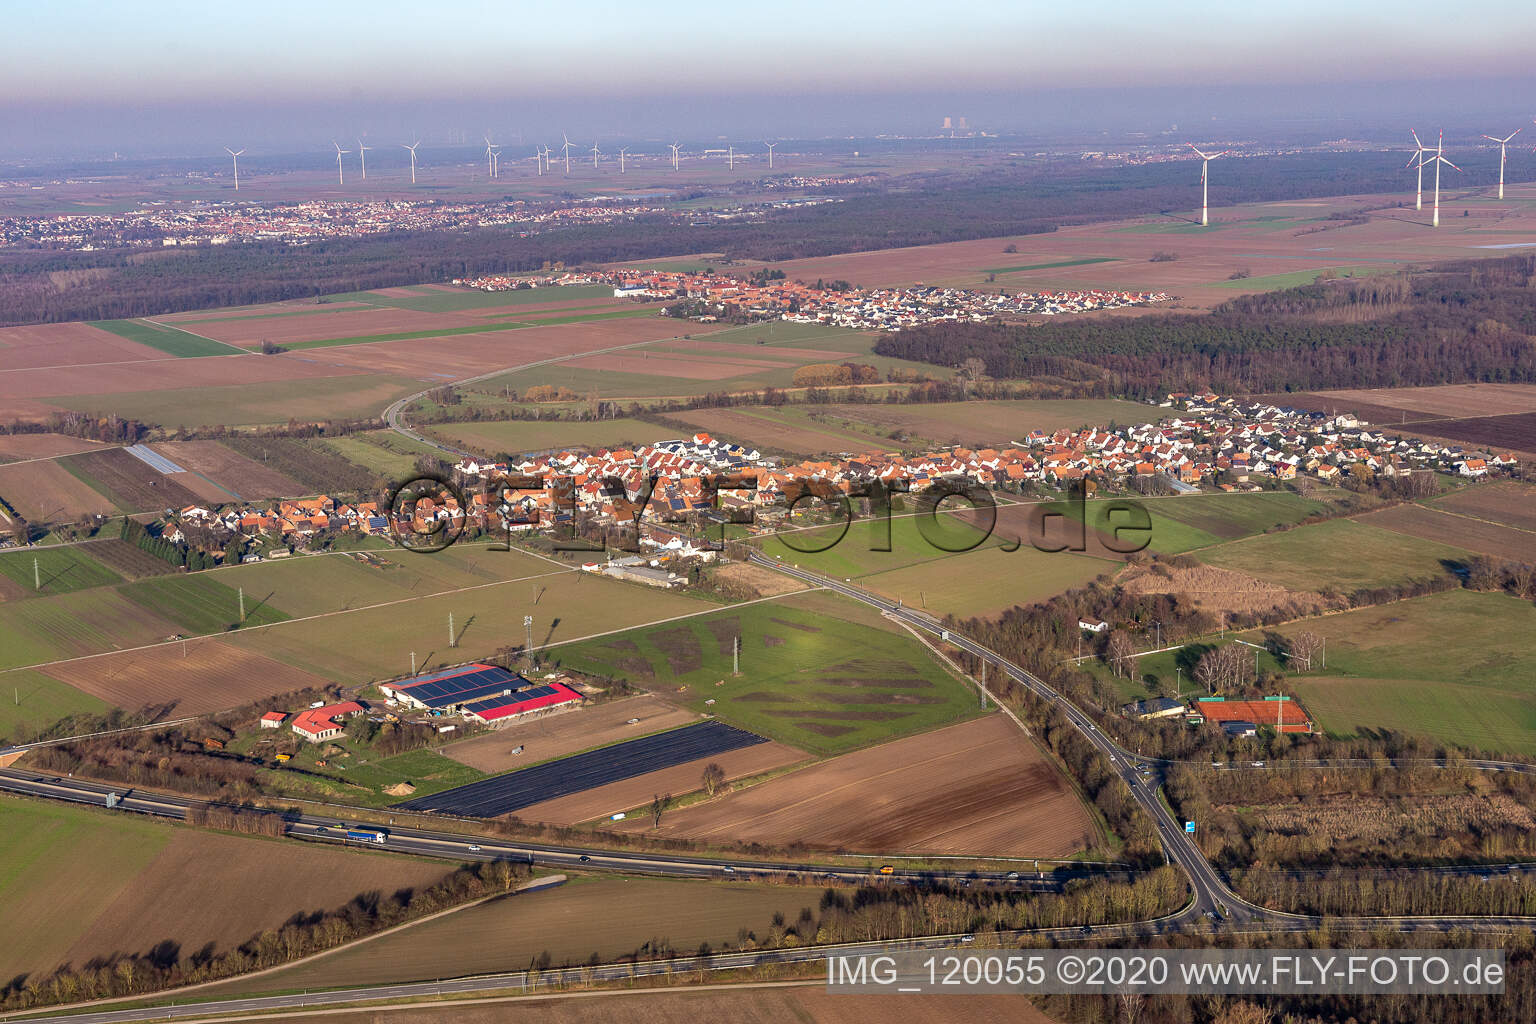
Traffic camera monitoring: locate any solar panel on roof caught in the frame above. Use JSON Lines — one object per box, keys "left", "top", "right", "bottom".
{"left": 392, "top": 665, "right": 531, "bottom": 708}
{"left": 463, "top": 684, "right": 561, "bottom": 715}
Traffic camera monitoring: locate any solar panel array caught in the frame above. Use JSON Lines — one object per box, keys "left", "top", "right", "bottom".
{"left": 462, "top": 684, "right": 560, "bottom": 717}
{"left": 395, "top": 664, "right": 527, "bottom": 709}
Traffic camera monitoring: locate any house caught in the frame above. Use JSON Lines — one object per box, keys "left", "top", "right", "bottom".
{"left": 259, "top": 711, "right": 286, "bottom": 729}
{"left": 1078, "top": 617, "right": 1109, "bottom": 633}
{"left": 290, "top": 701, "right": 365, "bottom": 743}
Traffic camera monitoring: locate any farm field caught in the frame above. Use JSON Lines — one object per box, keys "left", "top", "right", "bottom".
{"left": 231, "top": 988, "right": 1057, "bottom": 1024}
{"left": 0, "top": 544, "right": 122, "bottom": 596}
{"left": 855, "top": 543, "right": 1109, "bottom": 618}
{"left": 148, "top": 440, "right": 308, "bottom": 500}
{"left": 659, "top": 405, "right": 891, "bottom": 456}
{"left": 427, "top": 417, "right": 671, "bottom": 457}
{"left": 43, "top": 373, "right": 422, "bottom": 429}
{"left": 0, "top": 796, "right": 450, "bottom": 980}
{"left": 1404, "top": 411, "right": 1536, "bottom": 458}
{"left": 1198, "top": 518, "right": 1474, "bottom": 593}
{"left": 0, "top": 457, "right": 119, "bottom": 523}
{"left": 220, "top": 435, "right": 380, "bottom": 492}
{"left": 59, "top": 447, "right": 203, "bottom": 512}
{"left": 1260, "top": 590, "right": 1536, "bottom": 755}
{"left": 1430, "top": 480, "right": 1536, "bottom": 532}
{"left": 306, "top": 431, "right": 445, "bottom": 483}
{"left": 781, "top": 399, "right": 1156, "bottom": 448}
{"left": 87, "top": 318, "right": 244, "bottom": 357}
{"left": 0, "top": 433, "right": 112, "bottom": 463}
{"left": 443, "top": 694, "right": 701, "bottom": 773}
{"left": 326, "top": 282, "right": 616, "bottom": 314}
{"left": 394, "top": 721, "right": 774, "bottom": 817}
{"left": 550, "top": 591, "right": 981, "bottom": 756}
{"left": 1301, "top": 383, "right": 1536, "bottom": 421}
{"left": 761, "top": 510, "right": 996, "bottom": 580}
{"left": 1359, "top": 503, "right": 1536, "bottom": 563}
{"left": 70, "top": 538, "right": 179, "bottom": 579}
{"left": 0, "top": 586, "right": 186, "bottom": 671}
{"left": 1044, "top": 491, "right": 1333, "bottom": 555}
{"left": 0, "top": 321, "right": 171, "bottom": 371}
{"left": 0, "top": 669, "right": 109, "bottom": 744}
{"left": 218, "top": 876, "right": 830, "bottom": 993}
{"left": 626, "top": 715, "right": 1096, "bottom": 858}
{"left": 117, "top": 573, "right": 288, "bottom": 634}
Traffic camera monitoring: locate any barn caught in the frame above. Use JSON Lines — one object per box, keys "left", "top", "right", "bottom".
{"left": 380, "top": 663, "right": 582, "bottom": 726}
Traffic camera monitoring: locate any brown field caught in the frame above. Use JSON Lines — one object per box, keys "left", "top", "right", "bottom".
{"left": 158, "top": 300, "right": 375, "bottom": 322}
{"left": 443, "top": 695, "right": 702, "bottom": 774}
{"left": 244, "top": 989, "right": 1058, "bottom": 1024}
{"left": 149, "top": 440, "right": 308, "bottom": 500}
{"left": 617, "top": 716, "right": 1096, "bottom": 858}
{"left": 3, "top": 350, "right": 368, "bottom": 400}
{"left": 663, "top": 407, "right": 887, "bottom": 455}
{"left": 0, "top": 457, "right": 118, "bottom": 522}
{"left": 0, "top": 322, "right": 168, "bottom": 371}
{"left": 0, "top": 433, "right": 112, "bottom": 463}
{"left": 1432, "top": 480, "right": 1536, "bottom": 532}
{"left": 1242, "top": 390, "right": 1451, "bottom": 425}
{"left": 1244, "top": 791, "right": 1536, "bottom": 845}
{"left": 55, "top": 830, "right": 449, "bottom": 974}
{"left": 980, "top": 502, "right": 1138, "bottom": 563}
{"left": 466, "top": 296, "right": 627, "bottom": 318}
{"left": 1358, "top": 504, "right": 1536, "bottom": 562}
{"left": 42, "top": 638, "right": 332, "bottom": 714}
{"left": 711, "top": 560, "right": 813, "bottom": 598}
{"left": 63, "top": 447, "right": 202, "bottom": 512}
{"left": 175, "top": 307, "right": 486, "bottom": 348}
{"left": 762, "top": 186, "right": 1536, "bottom": 310}
{"left": 79, "top": 538, "right": 179, "bottom": 578}
{"left": 1309, "top": 383, "right": 1536, "bottom": 420}
{"left": 664, "top": 337, "right": 855, "bottom": 361}
{"left": 1116, "top": 561, "right": 1329, "bottom": 618}
{"left": 514, "top": 741, "right": 807, "bottom": 826}
{"left": 302, "top": 317, "right": 690, "bottom": 380}
{"left": 557, "top": 350, "right": 797, "bottom": 380}
{"left": 1402, "top": 412, "right": 1536, "bottom": 458}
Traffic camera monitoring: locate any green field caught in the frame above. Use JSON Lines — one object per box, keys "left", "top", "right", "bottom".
{"left": 326, "top": 283, "right": 615, "bottom": 314}
{"left": 1045, "top": 491, "right": 1333, "bottom": 554}
{"left": 118, "top": 574, "right": 289, "bottom": 634}
{"left": 762, "top": 509, "right": 996, "bottom": 580}
{"left": 309, "top": 432, "right": 448, "bottom": 482}
{"left": 1213, "top": 265, "right": 1397, "bottom": 291}
{"left": 282, "top": 307, "right": 655, "bottom": 351}
{"left": 1199, "top": 518, "right": 1473, "bottom": 593}
{"left": 0, "top": 586, "right": 195, "bottom": 670}
{"left": 981, "top": 256, "right": 1119, "bottom": 275}
{"left": 857, "top": 544, "right": 1112, "bottom": 618}
{"left": 427, "top": 418, "right": 671, "bottom": 457}
{"left": 45, "top": 374, "right": 424, "bottom": 428}
{"left": 1262, "top": 590, "right": 1536, "bottom": 755}
{"left": 0, "top": 545, "right": 122, "bottom": 596}
{"left": 87, "top": 319, "right": 244, "bottom": 358}
{"left": 791, "top": 398, "right": 1152, "bottom": 448}
{"left": 0, "top": 669, "right": 110, "bottom": 744}
{"left": 551, "top": 591, "right": 982, "bottom": 755}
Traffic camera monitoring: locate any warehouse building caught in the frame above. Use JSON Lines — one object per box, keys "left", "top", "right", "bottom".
{"left": 380, "top": 663, "right": 583, "bottom": 726}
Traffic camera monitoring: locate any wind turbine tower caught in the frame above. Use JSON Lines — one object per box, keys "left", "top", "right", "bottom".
{"left": 560, "top": 134, "right": 573, "bottom": 174}
{"left": 1426, "top": 131, "right": 1460, "bottom": 227}
{"left": 669, "top": 142, "right": 680, "bottom": 171}
{"left": 1407, "top": 130, "right": 1430, "bottom": 211}
{"left": 401, "top": 141, "right": 420, "bottom": 184}
{"left": 357, "top": 139, "right": 372, "bottom": 180}
{"left": 491, "top": 146, "right": 501, "bottom": 179}
{"left": 332, "top": 141, "right": 350, "bottom": 185}
{"left": 728, "top": 145, "right": 735, "bottom": 170}
{"left": 765, "top": 142, "right": 776, "bottom": 169}
{"left": 618, "top": 147, "right": 628, "bottom": 173}
{"left": 591, "top": 140, "right": 600, "bottom": 169}
{"left": 1481, "top": 128, "right": 1521, "bottom": 199}
{"left": 1187, "top": 143, "right": 1227, "bottom": 226}
{"left": 224, "top": 147, "right": 245, "bottom": 191}
{"left": 484, "top": 136, "right": 496, "bottom": 178}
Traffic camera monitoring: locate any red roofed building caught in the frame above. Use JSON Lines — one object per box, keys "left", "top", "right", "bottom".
{"left": 291, "top": 701, "right": 365, "bottom": 743}
{"left": 462, "top": 681, "right": 583, "bottom": 726}
{"left": 259, "top": 711, "right": 287, "bottom": 729}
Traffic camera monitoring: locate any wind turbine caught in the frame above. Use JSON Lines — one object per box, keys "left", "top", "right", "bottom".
{"left": 1187, "top": 143, "right": 1227, "bottom": 226}
{"left": 534, "top": 146, "right": 544, "bottom": 175}
{"left": 484, "top": 136, "right": 496, "bottom": 179}
{"left": 669, "top": 142, "right": 680, "bottom": 171}
{"left": 1425, "top": 131, "right": 1460, "bottom": 227}
{"left": 727, "top": 145, "right": 735, "bottom": 170}
{"left": 590, "top": 140, "right": 601, "bottom": 169}
{"left": 224, "top": 147, "right": 245, "bottom": 191}
{"left": 332, "top": 141, "right": 350, "bottom": 185}
{"left": 1481, "top": 128, "right": 1521, "bottom": 199}
{"left": 357, "top": 139, "right": 372, "bottom": 180}
{"left": 1407, "top": 130, "right": 1430, "bottom": 211}
{"left": 401, "top": 141, "right": 420, "bottom": 184}
{"left": 765, "top": 142, "right": 776, "bottom": 169}
{"left": 491, "top": 146, "right": 501, "bottom": 179}
{"left": 560, "top": 133, "right": 573, "bottom": 174}
{"left": 618, "top": 146, "right": 628, "bottom": 173}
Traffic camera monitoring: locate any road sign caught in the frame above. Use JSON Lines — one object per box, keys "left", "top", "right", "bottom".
{"left": 1185, "top": 820, "right": 1196, "bottom": 834}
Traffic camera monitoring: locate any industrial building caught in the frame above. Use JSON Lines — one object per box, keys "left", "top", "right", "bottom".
{"left": 379, "top": 663, "right": 583, "bottom": 726}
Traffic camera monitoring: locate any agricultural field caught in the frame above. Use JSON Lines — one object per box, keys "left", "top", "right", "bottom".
{"left": 220, "top": 435, "right": 380, "bottom": 492}
{"left": 0, "top": 669, "right": 109, "bottom": 745}
{"left": 116, "top": 573, "right": 289, "bottom": 635}
{"left": 77, "top": 538, "right": 181, "bottom": 579}
{"left": 1302, "top": 383, "right": 1536, "bottom": 421}
{"left": 854, "top": 543, "right": 1109, "bottom": 618}
{"left": 326, "top": 282, "right": 616, "bottom": 314}
{"left": 0, "top": 544, "right": 122, "bottom": 596}
{"left": 217, "top": 876, "right": 830, "bottom": 993}
{"left": 1198, "top": 518, "right": 1474, "bottom": 594}
{"left": 443, "top": 694, "right": 700, "bottom": 773}
{"left": 43, "top": 374, "right": 423, "bottom": 429}
{"left": 781, "top": 398, "right": 1154, "bottom": 449}
{"left": 426, "top": 417, "right": 670, "bottom": 458}
{"left": 660, "top": 405, "right": 892, "bottom": 456}
{"left": 1430, "top": 480, "right": 1536, "bottom": 533}
{"left": 0, "top": 322, "right": 171, "bottom": 371}
{"left": 1042, "top": 491, "right": 1334, "bottom": 555}
{"left": 0, "top": 796, "right": 450, "bottom": 981}
{"left": 1406, "top": 411, "right": 1536, "bottom": 457}
{"left": 305, "top": 432, "right": 446, "bottom": 483}
{"left": 0, "top": 433, "right": 112, "bottom": 464}
{"left": 0, "top": 456, "right": 119, "bottom": 523}
{"left": 87, "top": 318, "right": 244, "bottom": 357}
{"left": 0, "top": 585, "right": 186, "bottom": 671}
{"left": 626, "top": 715, "right": 1096, "bottom": 858}
{"left": 59, "top": 447, "right": 202, "bottom": 513}
{"left": 1258, "top": 590, "right": 1536, "bottom": 755}
{"left": 549, "top": 591, "right": 982, "bottom": 756}
{"left": 148, "top": 440, "right": 308, "bottom": 501}
{"left": 1359, "top": 504, "right": 1536, "bottom": 563}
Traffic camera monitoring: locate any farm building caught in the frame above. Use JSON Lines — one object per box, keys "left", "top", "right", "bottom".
{"left": 1123, "top": 697, "right": 1185, "bottom": 721}
{"left": 291, "top": 701, "right": 365, "bottom": 743}
{"left": 380, "top": 663, "right": 583, "bottom": 725}
{"left": 259, "top": 711, "right": 286, "bottom": 729}
{"left": 1194, "top": 696, "right": 1312, "bottom": 734}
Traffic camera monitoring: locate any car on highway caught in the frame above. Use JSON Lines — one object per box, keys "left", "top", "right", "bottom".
{"left": 578, "top": 854, "right": 591, "bottom": 862}
{"left": 1252, "top": 761, "right": 1265, "bottom": 767}
{"left": 960, "top": 934, "right": 976, "bottom": 944}
{"left": 467, "top": 845, "right": 481, "bottom": 852}
{"left": 723, "top": 865, "right": 736, "bottom": 874}
{"left": 1006, "top": 871, "right": 1019, "bottom": 881}
{"left": 316, "top": 825, "right": 330, "bottom": 833}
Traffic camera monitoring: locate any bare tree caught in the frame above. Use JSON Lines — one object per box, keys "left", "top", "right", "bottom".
{"left": 1105, "top": 630, "right": 1136, "bottom": 679}
{"left": 649, "top": 792, "right": 672, "bottom": 828}
{"left": 1288, "top": 631, "right": 1323, "bottom": 671}
{"left": 701, "top": 762, "right": 726, "bottom": 797}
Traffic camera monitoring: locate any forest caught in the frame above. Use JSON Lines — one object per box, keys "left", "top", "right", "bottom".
{"left": 0, "top": 150, "right": 1478, "bottom": 326}
{"left": 875, "top": 255, "right": 1536, "bottom": 395}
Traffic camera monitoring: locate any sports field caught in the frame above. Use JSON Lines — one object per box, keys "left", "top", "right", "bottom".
{"left": 550, "top": 591, "right": 981, "bottom": 756}
{"left": 1198, "top": 517, "right": 1474, "bottom": 593}
{"left": 1261, "top": 590, "right": 1536, "bottom": 755}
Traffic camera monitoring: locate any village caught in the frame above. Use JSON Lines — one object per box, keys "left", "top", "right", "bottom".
{"left": 453, "top": 267, "right": 1172, "bottom": 329}
{"left": 149, "top": 394, "right": 1519, "bottom": 571}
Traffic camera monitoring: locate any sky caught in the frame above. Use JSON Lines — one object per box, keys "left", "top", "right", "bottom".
{"left": 3, "top": 0, "right": 1535, "bottom": 156}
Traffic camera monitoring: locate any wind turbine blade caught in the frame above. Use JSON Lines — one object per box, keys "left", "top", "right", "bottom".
{"left": 1442, "top": 158, "right": 1462, "bottom": 172}
{"left": 1411, "top": 129, "right": 1424, "bottom": 150}
{"left": 1405, "top": 152, "right": 1422, "bottom": 169}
